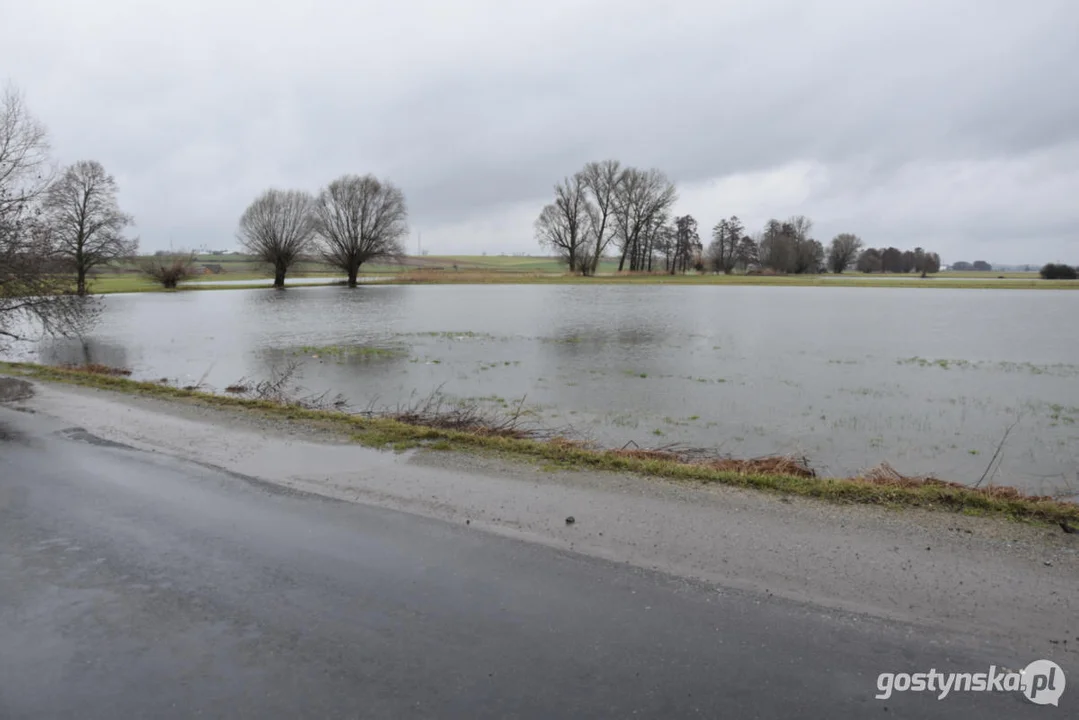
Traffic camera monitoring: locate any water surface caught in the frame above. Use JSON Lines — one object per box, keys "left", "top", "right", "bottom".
{"left": 7, "top": 285, "right": 1077, "bottom": 496}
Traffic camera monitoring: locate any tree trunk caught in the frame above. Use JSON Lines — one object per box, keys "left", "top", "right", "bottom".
{"left": 274, "top": 267, "right": 286, "bottom": 288}
{"left": 347, "top": 263, "right": 360, "bottom": 288}
{"left": 76, "top": 267, "right": 87, "bottom": 295}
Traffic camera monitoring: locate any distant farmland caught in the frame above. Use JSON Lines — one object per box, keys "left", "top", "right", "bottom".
{"left": 96, "top": 254, "right": 613, "bottom": 279}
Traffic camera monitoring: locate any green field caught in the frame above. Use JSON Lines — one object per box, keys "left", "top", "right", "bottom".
{"left": 84, "top": 255, "right": 1077, "bottom": 293}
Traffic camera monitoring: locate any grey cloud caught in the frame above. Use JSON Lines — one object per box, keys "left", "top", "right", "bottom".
{"left": 1, "top": 0, "right": 1077, "bottom": 260}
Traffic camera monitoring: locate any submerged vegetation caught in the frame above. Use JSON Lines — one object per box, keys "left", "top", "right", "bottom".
{"left": 289, "top": 344, "right": 407, "bottom": 361}
{"left": 3, "top": 360, "right": 1077, "bottom": 526}
{"left": 897, "top": 357, "right": 1079, "bottom": 376}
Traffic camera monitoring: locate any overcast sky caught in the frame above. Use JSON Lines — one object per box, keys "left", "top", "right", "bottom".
{"left": 3, "top": 0, "right": 1077, "bottom": 263}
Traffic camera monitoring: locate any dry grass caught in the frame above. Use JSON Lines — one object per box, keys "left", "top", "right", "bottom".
{"left": 227, "top": 361, "right": 347, "bottom": 410}
{"left": 3, "top": 360, "right": 1077, "bottom": 525}
{"left": 609, "top": 442, "right": 816, "bottom": 478}
{"left": 367, "top": 388, "right": 568, "bottom": 441}
{"left": 858, "top": 463, "right": 1057, "bottom": 503}
{"left": 60, "top": 363, "right": 133, "bottom": 377}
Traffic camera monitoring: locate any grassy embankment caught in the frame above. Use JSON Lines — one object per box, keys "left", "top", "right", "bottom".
{"left": 3, "top": 360, "right": 1077, "bottom": 526}
{"left": 85, "top": 254, "right": 1078, "bottom": 293}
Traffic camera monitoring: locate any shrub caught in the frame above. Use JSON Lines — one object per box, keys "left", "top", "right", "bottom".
{"left": 1040, "top": 263, "right": 1078, "bottom": 280}
{"left": 140, "top": 251, "right": 198, "bottom": 288}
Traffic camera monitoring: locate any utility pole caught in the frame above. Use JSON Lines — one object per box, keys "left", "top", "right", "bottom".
{"left": 417, "top": 231, "right": 422, "bottom": 257}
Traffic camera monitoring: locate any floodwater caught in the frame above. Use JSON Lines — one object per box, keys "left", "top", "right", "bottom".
{"left": 5, "top": 285, "right": 1078, "bottom": 496}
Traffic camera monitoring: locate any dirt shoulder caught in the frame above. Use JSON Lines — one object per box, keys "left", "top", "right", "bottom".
{"left": 3, "top": 377, "right": 1077, "bottom": 659}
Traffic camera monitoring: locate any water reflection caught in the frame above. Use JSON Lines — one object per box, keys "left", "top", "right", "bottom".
{"left": 36, "top": 337, "right": 132, "bottom": 370}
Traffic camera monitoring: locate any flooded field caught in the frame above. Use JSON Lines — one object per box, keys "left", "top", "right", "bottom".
{"left": 5, "top": 285, "right": 1078, "bottom": 496}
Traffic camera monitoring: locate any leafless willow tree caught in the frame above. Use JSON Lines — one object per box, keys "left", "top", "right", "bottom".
{"left": 0, "top": 84, "right": 94, "bottom": 343}
{"left": 237, "top": 189, "right": 316, "bottom": 288}
{"left": 139, "top": 251, "right": 197, "bottom": 289}
{"left": 534, "top": 173, "right": 589, "bottom": 273}
{"left": 42, "top": 160, "right": 137, "bottom": 295}
{"left": 613, "top": 167, "right": 677, "bottom": 272}
{"left": 312, "top": 174, "right": 408, "bottom": 287}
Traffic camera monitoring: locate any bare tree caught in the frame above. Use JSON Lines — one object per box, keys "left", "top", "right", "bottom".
{"left": 757, "top": 217, "right": 822, "bottom": 274}
{"left": 654, "top": 222, "right": 676, "bottom": 272}
{"left": 707, "top": 216, "right": 744, "bottom": 273}
{"left": 237, "top": 189, "right": 316, "bottom": 288}
{"left": 793, "top": 237, "right": 825, "bottom": 274}
{"left": 788, "top": 215, "right": 813, "bottom": 243}
{"left": 785, "top": 215, "right": 823, "bottom": 274}
{"left": 534, "top": 173, "right": 589, "bottom": 273}
{"left": 856, "top": 248, "right": 883, "bottom": 273}
{"left": 312, "top": 174, "right": 408, "bottom": 287}
{"left": 43, "top": 160, "right": 137, "bottom": 294}
{"left": 758, "top": 219, "right": 795, "bottom": 272}
{"left": 880, "top": 246, "right": 903, "bottom": 273}
{"left": 1, "top": 85, "right": 94, "bottom": 342}
{"left": 0, "top": 85, "right": 50, "bottom": 224}
{"left": 580, "top": 160, "right": 622, "bottom": 276}
{"left": 900, "top": 250, "right": 915, "bottom": 273}
{"left": 613, "top": 167, "right": 677, "bottom": 272}
{"left": 670, "top": 215, "right": 701, "bottom": 274}
{"left": 639, "top": 211, "right": 671, "bottom": 272}
{"left": 735, "top": 235, "right": 760, "bottom": 271}
{"left": 923, "top": 252, "right": 941, "bottom": 274}
{"left": 828, "top": 233, "right": 863, "bottom": 274}
{"left": 140, "top": 251, "right": 197, "bottom": 289}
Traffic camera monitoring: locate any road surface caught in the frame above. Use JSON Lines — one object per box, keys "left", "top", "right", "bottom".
{"left": 0, "top": 397, "right": 1061, "bottom": 718}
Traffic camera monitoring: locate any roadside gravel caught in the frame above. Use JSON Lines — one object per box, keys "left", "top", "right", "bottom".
{"left": 4, "top": 377, "right": 1077, "bottom": 660}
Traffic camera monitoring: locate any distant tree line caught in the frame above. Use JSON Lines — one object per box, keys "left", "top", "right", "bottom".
{"left": 704, "top": 215, "right": 826, "bottom": 274}
{"left": 949, "top": 260, "right": 993, "bottom": 272}
{"left": 854, "top": 246, "right": 941, "bottom": 275}
{"left": 535, "top": 161, "right": 942, "bottom": 277}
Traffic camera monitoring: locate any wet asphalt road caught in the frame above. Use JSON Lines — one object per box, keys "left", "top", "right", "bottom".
{"left": 0, "top": 405, "right": 1049, "bottom": 719}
